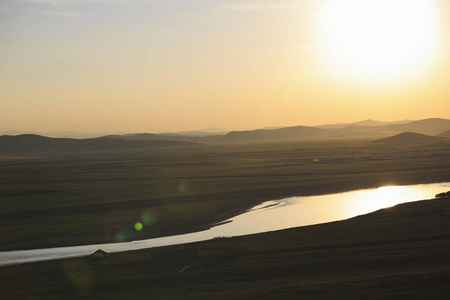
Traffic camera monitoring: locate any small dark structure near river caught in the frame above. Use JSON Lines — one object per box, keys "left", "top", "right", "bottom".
{"left": 90, "top": 249, "right": 110, "bottom": 259}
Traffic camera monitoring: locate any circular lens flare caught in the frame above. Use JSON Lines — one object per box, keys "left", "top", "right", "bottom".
{"left": 134, "top": 222, "right": 143, "bottom": 231}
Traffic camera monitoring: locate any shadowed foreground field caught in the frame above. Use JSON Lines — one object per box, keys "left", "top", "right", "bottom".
{"left": 1, "top": 197, "right": 450, "bottom": 299}
{"left": 1, "top": 139, "right": 450, "bottom": 250}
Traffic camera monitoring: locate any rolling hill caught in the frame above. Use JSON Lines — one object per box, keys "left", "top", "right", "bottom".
{"left": 0, "top": 134, "right": 198, "bottom": 154}
{"left": 216, "top": 125, "right": 326, "bottom": 142}
{"left": 316, "top": 119, "right": 412, "bottom": 129}
{"left": 327, "top": 118, "right": 450, "bottom": 139}
{"left": 372, "top": 132, "right": 447, "bottom": 144}
{"left": 106, "top": 133, "right": 194, "bottom": 142}
{"left": 383, "top": 118, "right": 450, "bottom": 135}
{"left": 108, "top": 125, "right": 327, "bottom": 143}
{"left": 32, "top": 118, "right": 450, "bottom": 145}
{"left": 437, "top": 130, "right": 450, "bottom": 139}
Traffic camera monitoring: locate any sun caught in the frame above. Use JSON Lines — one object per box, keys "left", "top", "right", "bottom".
{"left": 318, "top": 0, "right": 440, "bottom": 84}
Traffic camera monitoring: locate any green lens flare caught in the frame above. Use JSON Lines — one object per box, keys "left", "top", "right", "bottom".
{"left": 179, "top": 182, "right": 189, "bottom": 193}
{"left": 141, "top": 210, "right": 156, "bottom": 226}
{"left": 115, "top": 229, "right": 128, "bottom": 243}
{"left": 134, "top": 222, "right": 143, "bottom": 231}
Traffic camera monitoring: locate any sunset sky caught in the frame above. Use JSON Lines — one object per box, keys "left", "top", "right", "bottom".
{"left": 1, "top": 0, "right": 450, "bottom": 134}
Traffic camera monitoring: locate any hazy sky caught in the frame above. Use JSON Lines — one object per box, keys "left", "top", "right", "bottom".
{"left": 1, "top": 0, "right": 450, "bottom": 133}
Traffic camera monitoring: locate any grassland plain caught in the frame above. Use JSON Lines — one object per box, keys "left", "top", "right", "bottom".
{"left": 1, "top": 197, "right": 450, "bottom": 299}
{"left": 0, "top": 139, "right": 450, "bottom": 251}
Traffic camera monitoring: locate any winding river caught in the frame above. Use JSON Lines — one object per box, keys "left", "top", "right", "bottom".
{"left": 1, "top": 182, "right": 449, "bottom": 266}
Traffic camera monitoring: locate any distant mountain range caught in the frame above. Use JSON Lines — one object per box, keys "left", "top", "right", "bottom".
{"left": 106, "top": 118, "right": 450, "bottom": 143}
{"left": 159, "top": 127, "right": 229, "bottom": 137}
{"left": 0, "top": 131, "right": 120, "bottom": 139}
{"left": 0, "top": 135, "right": 198, "bottom": 154}
{"left": 213, "top": 125, "right": 325, "bottom": 142}
{"left": 372, "top": 132, "right": 447, "bottom": 144}
{"left": 316, "top": 119, "right": 412, "bottom": 129}
{"left": 1, "top": 118, "right": 449, "bottom": 154}
{"left": 438, "top": 130, "right": 450, "bottom": 139}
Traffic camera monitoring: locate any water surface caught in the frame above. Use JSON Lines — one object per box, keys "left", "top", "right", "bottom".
{"left": 1, "top": 182, "right": 449, "bottom": 266}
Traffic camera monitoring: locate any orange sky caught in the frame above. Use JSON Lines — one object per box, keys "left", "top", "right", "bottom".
{"left": 1, "top": 0, "right": 449, "bottom": 134}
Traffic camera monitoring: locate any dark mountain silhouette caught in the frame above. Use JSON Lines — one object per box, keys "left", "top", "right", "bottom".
{"left": 330, "top": 124, "right": 391, "bottom": 138}
{"left": 316, "top": 119, "right": 411, "bottom": 129}
{"left": 327, "top": 118, "right": 450, "bottom": 139}
{"left": 160, "top": 127, "right": 230, "bottom": 137}
{"left": 383, "top": 118, "right": 450, "bottom": 135}
{"left": 0, "top": 134, "right": 198, "bottom": 154}
{"left": 108, "top": 126, "right": 325, "bottom": 143}
{"left": 353, "top": 119, "right": 412, "bottom": 127}
{"left": 106, "top": 133, "right": 194, "bottom": 142}
{"left": 102, "top": 118, "right": 450, "bottom": 143}
{"left": 0, "top": 130, "right": 116, "bottom": 139}
{"left": 216, "top": 125, "right": 326, "bottom": 142}
{"left": 211, "top": 118, "right": 449, "bottom": 142}
{"left": 437, "top": 130, "right": 450, "bottom": 139}
{"left": 372, "top": 132, "right": 446, "bottom": 144}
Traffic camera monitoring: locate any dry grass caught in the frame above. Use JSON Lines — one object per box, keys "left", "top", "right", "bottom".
{"left": 1, "top": 198, "right": 450, "bottom": 299}
{"left": 0, "top": 139, "right": 449, "bottom": 251}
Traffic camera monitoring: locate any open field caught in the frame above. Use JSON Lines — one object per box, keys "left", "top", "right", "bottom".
{"left": 1, "top": 139, "right": 450, "bottom": 251}
{"left": 1, "top": 197, "right": 450, "bottom": 299}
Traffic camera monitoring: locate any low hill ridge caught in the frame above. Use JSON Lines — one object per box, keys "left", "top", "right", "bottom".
{"left": 373, "top": 132, "right": 446, "bottom": 144}
{"left": 0, "top": 134, "right": 198, "bottom": 154}
{"left": 437, "top": 130, "right": 450, "bottom": 139}
{"left": 219, "top": 125, "right": 326, "bottom": 142}
{"left": 107, "top": 118, "right": 450, "bottom": 142}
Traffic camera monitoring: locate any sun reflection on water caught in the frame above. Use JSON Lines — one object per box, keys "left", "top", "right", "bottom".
{"left": 347, "top": 185, "right": 432, "bottom": 216}
{"left": 2, "top": 183, "right": 449, "bottom": 266}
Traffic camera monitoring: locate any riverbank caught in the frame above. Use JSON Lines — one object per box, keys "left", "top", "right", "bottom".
{"left": 2, "top": 197, "right": 450, "bottom": 299}
{"left": 2, "top": 183, "right": 446, "bottom": 266}
{"left": 1, "top": 139, "right": 450, "bottom": 251}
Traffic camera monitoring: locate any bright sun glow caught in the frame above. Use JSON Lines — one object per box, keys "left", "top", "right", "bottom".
{"left": 318, "top": 0, "right": 440, "bottom": 84}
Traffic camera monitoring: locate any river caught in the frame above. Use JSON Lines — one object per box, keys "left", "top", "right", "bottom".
{"left": 1, "top": 182, "right": 449, "bottom": 266}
